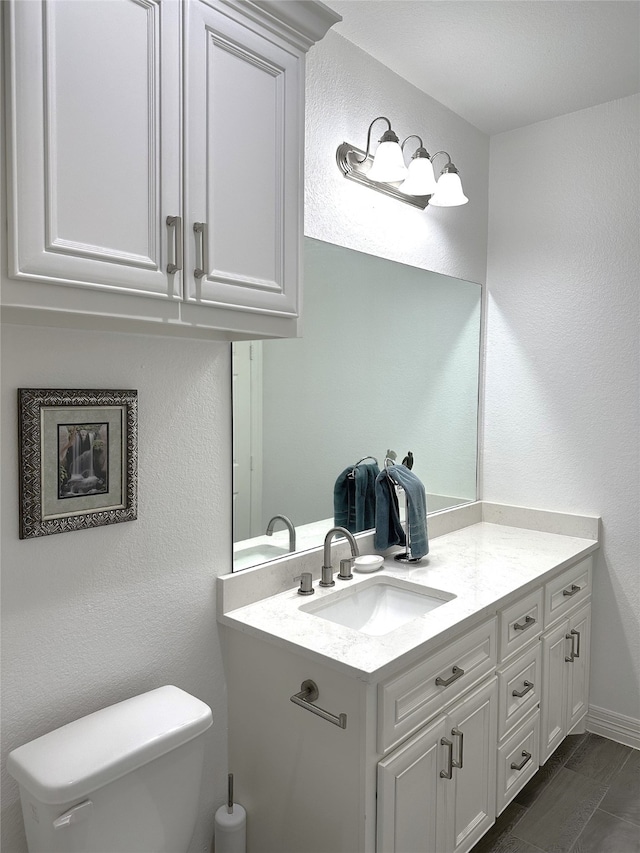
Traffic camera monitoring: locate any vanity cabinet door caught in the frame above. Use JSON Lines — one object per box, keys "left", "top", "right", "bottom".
{"left": 540, "top": 619, "right": 568, "bottom": 762}
{"left": 377, "top": 716, "right": 448, "bottom": 853}
{"left": 184, "top": 0, "right": 302, "bottom": 330}
{"left": 378, "top": 676, "right": 498, "bottom": 853}
{"left": 540, "top": 602, "right": 591, "bottom": 763}
{"left": 444, "top": 677, "right": 498, "bottom": 853}
{"left": 5, "top": 0, "right": 182, "bottom": 298}
{"left": 566, "top": 605, "right": 591, "bottom": 732}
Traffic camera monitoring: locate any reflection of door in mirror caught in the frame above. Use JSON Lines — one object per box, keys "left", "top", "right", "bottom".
{"left": 231, "top": 342, "right": 263, "bottom": 541}
{"left": 232, "top": 237, "right": 482, "bottom": 571}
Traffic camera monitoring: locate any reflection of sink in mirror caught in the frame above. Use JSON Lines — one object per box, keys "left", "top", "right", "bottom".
{"left": 300, "top": 577, "right": 456, "bottom": 636}
{"left": 233, "top": 543, "right": 289, "bottom": 571}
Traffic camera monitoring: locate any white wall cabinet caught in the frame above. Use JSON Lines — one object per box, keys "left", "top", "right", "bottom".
{"left": 3, "top": 0, "right": 338, "bottom": 339}
{"left": 4, "top": 0, "right": 182, "bottom": 297}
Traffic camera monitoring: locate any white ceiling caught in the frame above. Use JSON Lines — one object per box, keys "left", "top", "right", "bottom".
{"left": 324, "top": 1, "right": 640, "bottom": 135}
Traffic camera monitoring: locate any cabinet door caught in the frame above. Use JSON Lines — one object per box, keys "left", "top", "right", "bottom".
{"left": 566, "top": 605, "right": 591, "bottom": 732}
{"left": 6, "top": 0, "right": 181, "bottom": 297}
{"left": 377, "top": 716, "right": 448, "bottom": 853}
{"left": 540, "top": 620, "right": 569, "bottom": 763}
{"left": 184, "top": 0, "right": 301, "bottom": 320}
{"left": 444, "top": 677, "right": 498, "bottom": 853}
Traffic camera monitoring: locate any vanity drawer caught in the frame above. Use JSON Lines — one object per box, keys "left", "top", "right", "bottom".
{"left": 498, "top": 643, "right": 541, "bottom": 740}
{"left": 496, "top": 708, "right": 540, "bottom": 815}
{"left": 499, "top": 588, "right": 543, "bottom": 663}
{"left": 544, "top": 557, "right": 592, "bottom": 628}
{"left": 378, "top": 618, "right": 497, "bottom": 753}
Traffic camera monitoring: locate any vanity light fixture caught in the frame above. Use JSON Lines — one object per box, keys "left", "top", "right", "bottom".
{"left": 336, "top": 117, "right": 468, "bottom": 210}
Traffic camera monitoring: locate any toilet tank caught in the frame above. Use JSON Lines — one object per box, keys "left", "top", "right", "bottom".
{"left": 7, "top": 685, "right": 213, "bottom": 853}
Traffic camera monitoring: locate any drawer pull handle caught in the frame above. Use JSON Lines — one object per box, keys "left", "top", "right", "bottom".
{"left": 510, "top": 750, "right": 532, "bottom": 771}
{"left": 440, "top": 737, "right": 454, "bottom": 779}
{"left": 514, "top": 614, "right": 536, "bottom": 631}
{"left": 193, "top": 221, "right": 208, "bottom": 279}
{"left": 166, "top": 215, "right": 183, "bottom": 274}
{"left": 290, "top": 680, "right": 347, "bottom": 730}
{"left": 451, "top": 728, "right": 464, "bottom": 768}
{"left": 563, "top": 584, "right": 581, "bottom": 597}
{"left": 435, "top": 665, "right": 465, "bottom": 687}
{"left": 512, "top": 680, "right": 534, "bottom": 698}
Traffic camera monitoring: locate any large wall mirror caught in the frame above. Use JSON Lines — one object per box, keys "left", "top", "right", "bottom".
{"left": 232, "top": 237, "right": 482, "bottom": 570}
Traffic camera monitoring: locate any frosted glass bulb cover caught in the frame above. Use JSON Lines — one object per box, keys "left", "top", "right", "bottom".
{"left": 429, "top": 171, "right": 469, "bottom": 207}
{"left": 367, "top": 141, "right": 408, "bottom": 183}
{"left": 398, "top": 157, "right": 438, "bottom": 196}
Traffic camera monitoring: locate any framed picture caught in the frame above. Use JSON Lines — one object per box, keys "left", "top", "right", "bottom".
{"left": 18, "top": 389, "right": 138, "bottom": 539}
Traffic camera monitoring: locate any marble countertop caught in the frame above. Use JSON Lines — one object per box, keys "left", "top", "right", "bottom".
{"left": 220, "top": 518, "right": 599, "bottom": 682}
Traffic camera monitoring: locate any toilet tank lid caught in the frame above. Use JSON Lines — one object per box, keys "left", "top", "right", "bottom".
{"left": 7, "top": 686, "right": 213, "bottom": 805}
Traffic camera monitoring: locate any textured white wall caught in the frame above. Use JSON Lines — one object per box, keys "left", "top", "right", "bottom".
{"left": 0, "top": 326, "right": 232, "bottom": 852}
{"left": 484, "top": 95, "right": 640, "bottom": 721}
{"left": 305, "top": 31, "right": 489, "bottom": 284}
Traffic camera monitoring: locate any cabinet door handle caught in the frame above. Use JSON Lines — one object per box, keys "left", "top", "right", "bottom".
{"left": 563, "top": 584, "right": 581, "bottom": 597}
{"left": 570, "top": 628, "right": 581, "bottom": 658}
{"left": 510, "top": 750, "right": 532, "bottom": 771}
{"left": 514, "top": 614, "right": 536, "bottom": 631}
{"left": 440, "top": 737, "right": 454, "bottom": 779}
{"left": 565, "top": 631, "right": 577, "bottom": 662}
{"left": 451, "top": 728, "right": 464, "bottom": 768}
{"left": 193, "top": 222, "right": 208, "bottom": 279}
{"left": 435, "top": 665, "right": 464, "bottom": 687}
{"left": 166, "top": 215, "right": 183, "bottom": 274}
{"left": 512, "top": 680, "right": 534, "bottom": 698}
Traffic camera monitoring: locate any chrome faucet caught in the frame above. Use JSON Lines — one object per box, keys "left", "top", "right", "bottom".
{"left": 265, "top": 514, "right": 296, "bottom": 552}
{"left": 320, "top": 526, "right": 359, "bottom": 587}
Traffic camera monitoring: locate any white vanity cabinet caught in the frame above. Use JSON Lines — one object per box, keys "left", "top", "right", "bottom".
{"left": 224, "top": 615, "right": 500, "bottom": 853}
{"left": 3, "top": 0, "right": 338, "bottom": 339}
{"left": 220, "top": 522, "right": 598, "bottom": 853}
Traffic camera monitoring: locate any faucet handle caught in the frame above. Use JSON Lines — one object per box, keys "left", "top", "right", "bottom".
{"left": 294, "top": 572, "right": 314, "bottom": 596}
{"left": 338, "top": 557, "right": 355, "bottom": 581}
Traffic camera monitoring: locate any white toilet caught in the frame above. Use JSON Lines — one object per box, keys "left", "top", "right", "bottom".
{"left": 7, "top": 685, "right": 213, "bottom": 853}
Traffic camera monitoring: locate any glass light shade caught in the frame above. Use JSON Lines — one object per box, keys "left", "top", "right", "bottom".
{"left": 429, "top": 171, "right": 469, "bottom": 207}
{"left": 398, "top": 157, "right": 438, "bottom": 195}
{"left": 366, "top": 141, "right": 408, "bottom": 183}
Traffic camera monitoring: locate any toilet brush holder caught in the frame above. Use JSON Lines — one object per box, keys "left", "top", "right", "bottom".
{"left": 215, "top": 774, "right": 246, "bottom": 853}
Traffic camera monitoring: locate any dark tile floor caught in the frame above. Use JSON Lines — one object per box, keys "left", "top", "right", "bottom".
{"left": 472, "top": 733, "right": 640, "bottom": 853}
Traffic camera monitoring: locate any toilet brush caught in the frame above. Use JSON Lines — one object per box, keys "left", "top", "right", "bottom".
{"left": 214, "top": 773, "right": 246, "bottom": 853}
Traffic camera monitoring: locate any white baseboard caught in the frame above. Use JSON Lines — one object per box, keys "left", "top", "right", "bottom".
{"left": 586, "top": 704, "right": 640, "bottom": 750}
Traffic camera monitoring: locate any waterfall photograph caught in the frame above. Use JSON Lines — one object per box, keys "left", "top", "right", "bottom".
{"left": 58, "top": 423, "right": 109, "bottom": 498}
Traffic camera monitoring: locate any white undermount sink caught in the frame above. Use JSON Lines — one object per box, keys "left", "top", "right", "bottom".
{"left": 300, "top": 576, "right": 456, "bottom": 636}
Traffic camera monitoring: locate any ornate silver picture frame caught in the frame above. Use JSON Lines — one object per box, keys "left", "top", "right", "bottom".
{"left": 18, "top": 389, "right": 138, "bottom": 539}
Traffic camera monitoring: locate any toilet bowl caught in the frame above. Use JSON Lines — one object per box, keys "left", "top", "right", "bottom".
{"left": 7, "top": 685, "right": 213, "bottom": 853}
